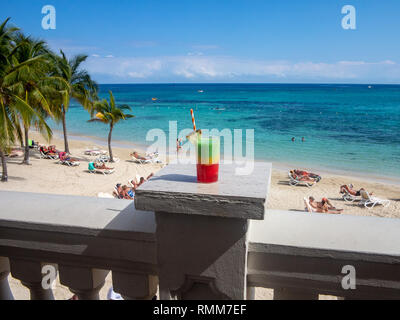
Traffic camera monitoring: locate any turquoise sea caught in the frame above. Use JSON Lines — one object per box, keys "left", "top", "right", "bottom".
{"left": 53, "top": 84, "right": 400, "bottom": 180}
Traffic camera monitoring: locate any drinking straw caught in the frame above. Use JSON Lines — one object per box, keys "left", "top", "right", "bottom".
{"left": 190, "top": 109, "right": 196, "bottom": 131}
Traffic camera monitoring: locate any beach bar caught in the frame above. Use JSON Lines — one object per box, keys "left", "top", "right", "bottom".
{"left": 1, "top": 162, "right": 400, "bottom": 300}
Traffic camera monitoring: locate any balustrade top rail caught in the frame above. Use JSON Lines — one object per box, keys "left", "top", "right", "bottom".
{"left": 248, "top": 210, "right": 400, "bottom": 299}
{"left": 250, "top": 210, "right": 400, "bottom": 257}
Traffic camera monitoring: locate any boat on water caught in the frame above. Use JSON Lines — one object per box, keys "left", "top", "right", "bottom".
{"left": 152, "top": 97, "right": 158, "bottom": 101}
{"left": 198, "top": 90, "right": 204, "bottom": 93}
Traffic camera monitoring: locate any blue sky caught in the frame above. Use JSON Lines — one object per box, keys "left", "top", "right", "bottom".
{"left": 3, "top": 0, "right": 400, "bottom": 83}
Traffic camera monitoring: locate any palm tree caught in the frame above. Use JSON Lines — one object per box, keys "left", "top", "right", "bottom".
{"left": 89, "top": 91, "right": 134, "bottom": 162}
{"left": 9, "top": 33, "right": 53, "bottom": 164}
{"left": 49, "top": 50, "right": 98, "bottom": 153}
{"left": 0, "top": 18, "right": 42, "bottom": 181}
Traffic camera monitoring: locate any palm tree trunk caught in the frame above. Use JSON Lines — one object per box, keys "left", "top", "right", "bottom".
{"left": 61, "top": 106, "right": 69, "bottom": 153}
{"left": 108, "top": 124, "right": 114, "bottom": 162}
{"left": 0, "top": 149, "right": 8, "bottom": 182}
{"left": 22, "top": 124, "right": 30, "bottom": 165}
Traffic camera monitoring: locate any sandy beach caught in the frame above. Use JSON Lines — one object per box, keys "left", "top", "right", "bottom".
{"left": 2, "top": 131, "right": 400, "bottom": 300}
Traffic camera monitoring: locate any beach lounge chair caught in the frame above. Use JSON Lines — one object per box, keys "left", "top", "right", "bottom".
{"left": 359, "top": 190, "right": 390, "bottom": 209}
{"left": 88, "top": 162, "right": 115, "bottom": 175}
{"left": 96, "top": 155, "right": 120, "bottom": 163}
{"left": 39, "top": 149, "right": 58, "bottom": 160}
{"left": 84, "top": 147, "right": 107, "bottom": 156}
{"left": 59, "top": 159, "right": 80, "bottom": 167}
{"left": 131, "top": 154, "right": 153, "bottom": 164}
{"left": 288, "top": 172, "right": 315, "bottom": 187}
{"left": 341, "top": 187, "right": 360, "bottom": 202}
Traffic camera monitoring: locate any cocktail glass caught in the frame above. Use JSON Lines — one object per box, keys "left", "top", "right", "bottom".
{"left": 188, "top": 133, "right": 220, "bottom": 183}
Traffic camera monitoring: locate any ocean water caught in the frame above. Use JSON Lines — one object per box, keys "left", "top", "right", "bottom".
{"left": 53, "top": 84, "right": 400, "bottom": 180}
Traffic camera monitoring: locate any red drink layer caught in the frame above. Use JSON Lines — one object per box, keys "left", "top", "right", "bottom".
{"left": 197, "top": 164, "right": 219, "bottom": 183}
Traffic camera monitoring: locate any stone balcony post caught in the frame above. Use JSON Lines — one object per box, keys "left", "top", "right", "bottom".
{"left": 135, "top": 163, "right": 271, "bottom": 300}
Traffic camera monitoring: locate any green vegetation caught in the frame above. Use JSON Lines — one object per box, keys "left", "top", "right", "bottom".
{"left": 0, "top": 18, "right": 122, "bottom": 181}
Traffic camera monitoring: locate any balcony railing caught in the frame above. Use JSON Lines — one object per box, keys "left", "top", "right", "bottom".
{"left": 1, "top": 163, "right": 400, "bottom": 300}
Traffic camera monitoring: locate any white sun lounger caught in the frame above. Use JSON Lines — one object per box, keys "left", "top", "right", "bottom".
{"left": 90, "top": 168, "right": 115, "bottom": 175}
{"left": 59, "top": 160, "right": 80, "bottom": 167}
{"left": 359, "top": 190, "right": 390, "bottom": 209}
{"left": 84, "top": 148, "right": 108, "bottom": 156}
{"left": 131, "top": 155, "right": 153, "bottom": 164}
{"left": 96, "top": 155, "right": 120, "bottom": 163}
{"left": 341, "top": 188, "right": 361, "bottom": 202}
{"left": 40, "top": 150, "right": 58, "bottom": 160}
{"left": 288, "top": 172, "right": 315, "bottom": 187}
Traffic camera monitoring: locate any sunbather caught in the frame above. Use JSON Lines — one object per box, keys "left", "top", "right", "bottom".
{"left": 8, "top": 149, "right": 23, "bottom": 157}
{"left": 130, "top": 173, "right": 154, "bottom": 190}
{"left": 59, "top": 152, "right": 79, "bottom": 162}
{"left": 130, "top": 151, "right": 149, "bottom": 160}
{"left": 120, "top": 185, "right": 134, "bottom": 200}
{"left": 290, "top": 170, "right": 316, "bottom": 183}
{"left": 113, "top": 184, "right": 124, "bottom": 199}
{"left": 48, "top": 145, "right": 58, "bottom": 154}
{"left": 40, "top": 146, "right": 58, "bottom": 157}
{"left": 340, "top": 185, "right": 373, "bottom": 197}
{"left": 294, "top": 170, "right": 321, "bottom": 181}
{"left": 94, "top": 162, "right": 113, "bottom": 170}
{"left": 309, "top": 196, "right": 343, "bottom": 214}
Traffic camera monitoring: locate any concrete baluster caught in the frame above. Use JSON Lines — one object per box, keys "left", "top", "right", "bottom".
{"left": 59, "top": 265, "right": 108, "bottom": 300}
{"left": 0, "top": 257, "right": 14, "bottom": 300}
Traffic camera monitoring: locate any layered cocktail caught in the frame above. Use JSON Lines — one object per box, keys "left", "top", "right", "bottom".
{"left": 187, "top": 131, "right": 220, "bottom": 183}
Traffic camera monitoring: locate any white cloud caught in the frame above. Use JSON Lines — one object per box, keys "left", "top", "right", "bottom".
{"left": 83, "top": 55, "right": 400, "bottom": 83}
{"left": 105, "top": 55, "right": 114, "bottom": 58}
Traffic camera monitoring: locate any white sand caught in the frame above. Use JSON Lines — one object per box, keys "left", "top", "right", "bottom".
{"left": 2, "top": 132, "right": 399, "bottom": 300}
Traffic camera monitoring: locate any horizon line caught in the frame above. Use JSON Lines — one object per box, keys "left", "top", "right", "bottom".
{"left": 96, "top": 82, "right": 400, "bottom": 86}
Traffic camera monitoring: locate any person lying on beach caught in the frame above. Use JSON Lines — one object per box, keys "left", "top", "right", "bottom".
{"left": 294, "top": 170, "right": 321, "bottom": 181}
{"left": 290, "top": 170, "right": 316, "bottom": 183}
{"left": 59, "top": 152, "right": 79, "bottom": 163}
{"left": 340, "top": 185, "right": 373, "bottom": 197}
{"left": 7, "top": 149, "right": 23, "bottom": 157}
{"left": 113, "top": 184, "right": 124, "bottom": 199}
{"left": 40, "top": 146, "right": 58, "bottom": 157}
{"left": 94, "top": 162, "right": 113, "bottom": 170}
{"left": 117, "top": 185, "right": 134, "bottom": 200}
{"left": 130, "top": 151, "right": 150, "bottom": 160}
{"left": 48, "top": 145, "right": 59, "bottom": 154}
{"left": 309, "top": 196, "right": 343, "bottom": 214}
{"left": 130, "top": 173, "right": 154, "bottom": 190}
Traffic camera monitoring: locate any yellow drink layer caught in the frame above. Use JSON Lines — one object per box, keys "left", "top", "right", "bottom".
{"left": 196, "top": 136, "right": 220, "bottom": 165}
